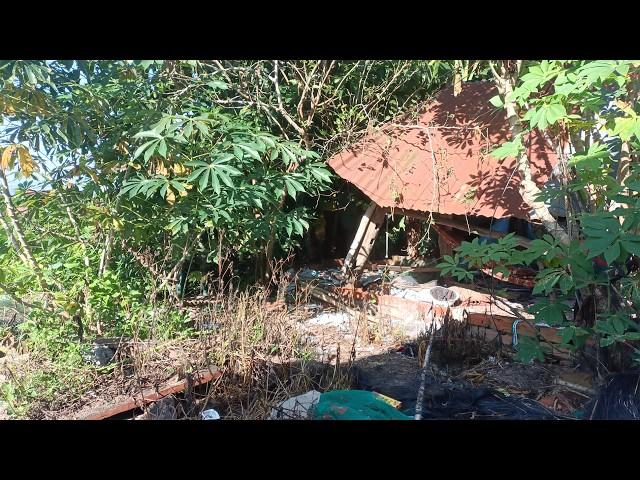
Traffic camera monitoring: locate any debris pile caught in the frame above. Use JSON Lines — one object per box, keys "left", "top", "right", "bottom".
{"left": 275, "top": 258, "right": 606, "bottom": 421}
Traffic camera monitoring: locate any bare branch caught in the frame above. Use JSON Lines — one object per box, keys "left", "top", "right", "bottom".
{"left": 271, "top": 60, "right": 306, "bottom": 138}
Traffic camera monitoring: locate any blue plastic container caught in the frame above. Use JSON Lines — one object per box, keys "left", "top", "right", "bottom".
{"left": 479, "top": 217, "right": 510, "bottom": 245}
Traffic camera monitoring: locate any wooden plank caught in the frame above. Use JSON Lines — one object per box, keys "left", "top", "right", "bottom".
{"left": 353, "top": 206, "right": 386, "bottom": 274}
{"left": 387, "top": 208, "right": 532, "bottom": 248}
{"left": 79, "top": 367, "right": 222, "bottom": 420}
{"left": 366, "top": 264, "right": 441, "bottom": 273}
{"left": 343, "top": 202, "right": 378, "bottom": 274}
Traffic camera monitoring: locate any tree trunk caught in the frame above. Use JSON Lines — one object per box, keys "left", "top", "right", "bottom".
{"left": 99, "top": 167, "right": 131, "bottom": 277}
{"left": 493, "top": 65, "right": 570, "bottom": 245}
{"left": 0, "top": 168, "right": 50, "bottom": 291}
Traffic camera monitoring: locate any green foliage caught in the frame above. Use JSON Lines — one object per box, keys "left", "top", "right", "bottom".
{"left": 526, "top": 298, "right": 572, "bottom": 326}
{"left": 438, "top": 233, "right": 522, "bottom": 281}
{"left": 0, "top": 59, "right": 458, "bottom": 415}
{"left": 437, "top": 253, "right": 474, "bottom": 281}
{"left": 515, "top": 336, "right": 550, "bottom": 363}
{"left": 460, "top": 60, "right": 640, "bottom": 364}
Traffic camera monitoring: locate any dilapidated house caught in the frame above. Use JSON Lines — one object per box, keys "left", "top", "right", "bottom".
{"left": 327, "top": 81, "right": 562, "bottom": 275}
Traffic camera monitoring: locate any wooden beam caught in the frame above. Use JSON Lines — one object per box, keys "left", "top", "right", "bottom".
{"left": 366, "top": 264, "right": 441, "bottom": 273}
{"left": 353, "top": 206, "right": 386, "bottom": 274}
{"left": 342, "top": 202, "right": 378, "bottom": 274}
{"left": 386, "top": 208, "right": 532, "bottom": 248}
{"left": 76, "top": 367, "right": 222, "bottom": 420}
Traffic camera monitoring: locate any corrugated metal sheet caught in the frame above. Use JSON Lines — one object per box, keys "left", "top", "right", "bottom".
{"left": 327, "top": 81, "right": 558, "bottom": 220}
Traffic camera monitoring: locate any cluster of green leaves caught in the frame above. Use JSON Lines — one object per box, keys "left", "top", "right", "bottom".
{"left": 480, "top": 60, "right": 640, "bottom": 363}
{"left": 437, "top": 233, "right": 521, "bottom": 281}
{"left": 118, "top": 110, "right": 332, "bottom": 257}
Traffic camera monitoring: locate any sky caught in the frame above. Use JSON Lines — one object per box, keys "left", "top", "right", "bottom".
{"left": 0, "top": 120, "right": 59, "bottom": 194}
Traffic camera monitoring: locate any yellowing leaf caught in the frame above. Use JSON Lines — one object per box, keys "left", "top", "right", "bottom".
{"left": 615, "top": 99, "right": 636, "bottom": 117}
{"left": 81, "top": 166, "right": 100, "bottom": 183}
{"left": 173, "top": 163, "right": 186, "bottom": 175}
{"left": 178, "top": 189, "right": 188, "bottom": 197}
{"left": 0, "top": 97, "right": 16, "bottom": 114}
{"left": 17, "top": 146, "right": 36, "bottom": 177}
{"left": 156, "top": 160, "right": 169, "bottom": 176}
{"left": 115, "top": 141, "right": 130, "bottom": 155}
{"left": 166, "top": 187, "right": 176, "bottom": 205}
{"left": 1, "top": 145, "right": 17, "bottom": 170}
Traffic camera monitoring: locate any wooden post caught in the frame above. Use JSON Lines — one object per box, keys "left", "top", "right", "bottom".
{"left": 353, "top": 205, "right": 385, "bottom": 274}
{"left": 342, "top": 202, "right": 378, "bottom": 275}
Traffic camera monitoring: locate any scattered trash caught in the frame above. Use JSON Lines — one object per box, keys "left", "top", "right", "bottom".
{"left": 390, "top": 273, "right": 420, "bottom": 288}
{"left": 305, "top": 303, "right": 323, "bottom": 313}
{"left": 297, "top": 268, "right": 344, "bottom": 287}
{"left": 84, "top": 343, "right": 116, "bottom": 367}
{"left": 306, "top": 311, "right": 351, "bottom": 331}
{"left": 389, "top": 285, "right": 459, "bottom": 306}
{"left": 312, "top": 390, "right": 412, "bottom": 420}
{"left": 374, "top": 392, "right": 403, "bottom": 409}
{"left": 201, "top": 408, "right": 221, "bottom": 420}
{"left": 285, "top": 267, "right": 345, "bottom": 295}
{"left": 428, "top": 286, "right": 460, "bottom": 307}
{"left": 136, "top": 396, "right": 177, "bottom": 420}
{"left": 270, "top": 390, "right": 321, "bottom": 419}
{"left": 360, "top": 271, "right": 383, "bottom": 287}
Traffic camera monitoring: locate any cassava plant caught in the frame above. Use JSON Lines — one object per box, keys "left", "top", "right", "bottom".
{"left": 440, "top": 60, "right": 640, "bottom": 370}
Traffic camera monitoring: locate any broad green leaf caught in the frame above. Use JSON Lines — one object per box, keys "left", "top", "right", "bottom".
{"left": 158, "top": 139, "right": 167, "bottom": 158}
{"left": 133, "top": 130, "right": 163, "bottom": 140}
{"left": 490, "top": 138, "right": 523, "bottom": 160}
{"left": 207, "top": 80, "right": 228, "bottom": 90}
{"left": 604, "top": 241, "right": 621, "bottom": 265}
{"left": 489, "top": 95, "right": 503, "bottom": 108}
{"left": 237, "top": 144, "right": 261, "bottom": 161}
{"left": 210, "top": 172, "right": 221, "bottom": 194}
{"left": 622, "top": 239, "right": 640, "bottom": 257}
{"left": 198, "top": 169, "right": 210, "bottom": 191}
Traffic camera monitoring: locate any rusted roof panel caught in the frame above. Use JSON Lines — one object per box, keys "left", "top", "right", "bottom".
{"left": 327, "top": 81, "right": 558, "bottom": 220}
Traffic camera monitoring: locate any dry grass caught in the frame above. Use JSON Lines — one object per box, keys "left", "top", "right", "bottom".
{"left": 2, "top": 263, "right": 356, "bottom": 419}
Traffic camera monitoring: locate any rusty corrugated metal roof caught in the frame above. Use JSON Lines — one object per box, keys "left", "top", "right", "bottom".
{"left": 327, "top": 81, "right": 558, "bottom": 220}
